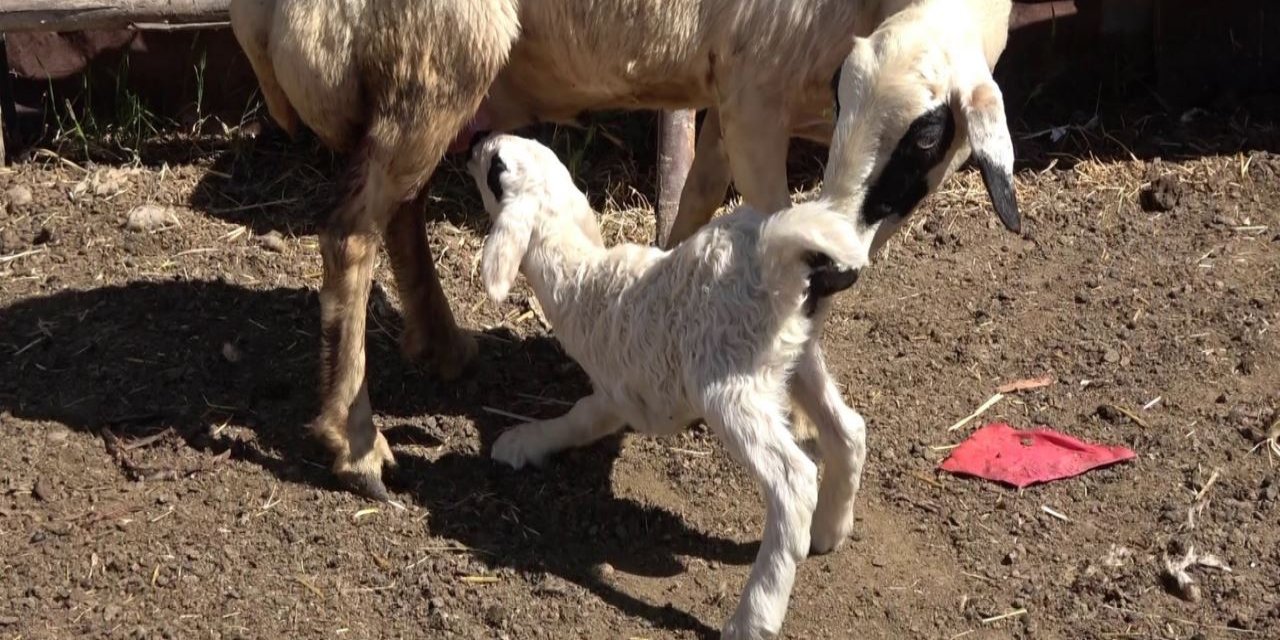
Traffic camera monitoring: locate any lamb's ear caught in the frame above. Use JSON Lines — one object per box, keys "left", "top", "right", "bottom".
{"left": 481, "top": 201, "right": 535, "bottom": 303}
{"left": 957, "top": 79, "right": 1021, "bottom": 234}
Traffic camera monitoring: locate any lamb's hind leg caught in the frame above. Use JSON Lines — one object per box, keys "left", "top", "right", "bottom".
{"left": 790, "top": 339, "right": 867, "bottom": 555}
{"left": 491, "top": 394, "right": 624, "bottom": 470}
{"left": 706, "top": 388, "right": 817, "bottom": 640}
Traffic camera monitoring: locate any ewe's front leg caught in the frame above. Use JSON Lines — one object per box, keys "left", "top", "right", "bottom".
{"left": 706, "top": 390, "right": 817, "bottom": 640}
{"left": 790, "top": 339, "right": 868, "bottom": 555}
{"left": 491, "top": 394, "right": 624, "bottom": 470}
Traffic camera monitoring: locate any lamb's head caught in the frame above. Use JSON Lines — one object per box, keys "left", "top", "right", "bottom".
{"left": 823, "top": 1, "right": 1020, "bottom": 256}
{"left": 467, "top": 133, "right": 600, "bottom": 302}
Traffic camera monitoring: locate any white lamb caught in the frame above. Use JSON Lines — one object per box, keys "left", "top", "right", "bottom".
{"left": 468, "top": 133, "right": 869, "bottom": 640}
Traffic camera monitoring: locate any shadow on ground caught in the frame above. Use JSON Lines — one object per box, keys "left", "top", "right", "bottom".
{"left": 0, "top": 279, "right": 749, "bottom": 637}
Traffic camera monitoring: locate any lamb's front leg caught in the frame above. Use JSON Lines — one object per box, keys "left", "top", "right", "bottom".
{"left": 491, "top": 393, "right": 625, "bottom": 470}
{"left": 706, "top": 389, "right": 818, "bottom": 640}
{"left": 790, "top": 339, "right": 868, "bottom": 555}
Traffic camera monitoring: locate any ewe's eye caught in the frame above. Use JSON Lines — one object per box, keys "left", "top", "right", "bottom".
{"left": 916, "top": 124, "right": 944, "bottom": 151}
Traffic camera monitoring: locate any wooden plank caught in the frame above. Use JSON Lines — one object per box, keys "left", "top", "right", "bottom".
{"left": 0, "top": 0, "right": 229, "bottom": 33}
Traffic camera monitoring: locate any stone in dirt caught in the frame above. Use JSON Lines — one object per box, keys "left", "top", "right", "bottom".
{"left": 257, "top": 231, "right": 287, "bottom": 253}
{"left": 5, "top": 185, "right": 34, "bottom": 207}
{"left": 124, "top": 204, "right": 179, "bottom": 232}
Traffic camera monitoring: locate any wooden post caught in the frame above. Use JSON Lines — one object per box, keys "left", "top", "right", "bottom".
{"left": 0, "top": 0, "right": 229, "bottom": 32}
{"left": 0, "top": 33, "right": 10, "bottom": 165}
{"left": 655, "top": 109, "right": 696, "bottom": 247}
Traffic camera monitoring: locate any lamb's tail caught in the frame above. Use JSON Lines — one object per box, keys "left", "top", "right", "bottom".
{"left": 756, "top": 202, "right": 866, "bottom": 315}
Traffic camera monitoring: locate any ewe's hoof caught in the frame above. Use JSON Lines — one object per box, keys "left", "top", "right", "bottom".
{"left": 338, "top": 470, "right": 392, "bottom": 502}
{"left": 428, "top": 331, "right": 479, "bottom": 382}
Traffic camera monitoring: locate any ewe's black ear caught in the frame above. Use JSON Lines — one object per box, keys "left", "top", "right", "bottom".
{"left": 958, "top": 81, "right": 1021, "bottom": 234}
{"left": 486, "top": 153, "right": 506, "bottom": 202}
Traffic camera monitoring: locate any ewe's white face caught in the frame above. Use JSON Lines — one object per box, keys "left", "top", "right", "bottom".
{"left": 825, "top": 28, "right": 1021, "bottom": 256}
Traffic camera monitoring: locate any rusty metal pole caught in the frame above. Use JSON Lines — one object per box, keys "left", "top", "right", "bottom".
{"left": 655, "top": 109, "right": 697, "bottom": 247}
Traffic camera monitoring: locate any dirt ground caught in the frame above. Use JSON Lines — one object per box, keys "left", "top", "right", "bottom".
{"left": 2, "top": 107, "right": 1279, "bottom": 640}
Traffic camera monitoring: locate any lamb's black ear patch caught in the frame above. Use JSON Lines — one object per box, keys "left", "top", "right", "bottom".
{"left": 486, "top": 154, "right": 506, "bottom": 201}
{"left": 803, "top": 252, "right": 860, "bottom": 316}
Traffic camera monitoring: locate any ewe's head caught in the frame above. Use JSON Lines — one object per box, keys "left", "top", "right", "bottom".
{"left": 824, "top": 4, "right": 1020, "bottom": 256}
{"left": 467, "top": 133, "right": 598, "bottom": 302}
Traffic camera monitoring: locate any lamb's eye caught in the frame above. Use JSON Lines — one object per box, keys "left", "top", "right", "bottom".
{"left": 916, "top": 124, "right": 944, "bottom": 150}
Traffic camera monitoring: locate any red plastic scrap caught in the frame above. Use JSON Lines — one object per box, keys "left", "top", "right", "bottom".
{"left": 939, "top": 423, "right": 1136, "bottom": 488}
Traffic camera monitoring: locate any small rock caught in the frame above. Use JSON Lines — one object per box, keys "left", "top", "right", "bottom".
{"left": 221, "top": 342, "right": 242, "bottom": 364}
{"left": 257, "top": 231, "right": 287, "bottom": 253}
{"left": 1103, "top": 349, "right": 1121, "bottom": 364}
{"left": 32, "top": 478, "right": 57, "bottom": 502}
{"left": 595, "top": 562, "right": 616, "bottom": 580}
{"left": 5, "top": 185, "right": 34, "bottom": 207}
{"left": 124, "top": 205, "right": 179, "bottom": 232}
{"left": 1265, "top": 484, "right": 1279, "bottom": 502}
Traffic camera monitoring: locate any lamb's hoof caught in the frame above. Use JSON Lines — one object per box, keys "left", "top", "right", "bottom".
{"left": 809, "top": 535, "right": 846, "bottom": 556}
{"left": 491, "top": 425, "right": 547, "bottom": 470}
{"left": 809, "top": 519, "right": 854, "bottom": 555}
{"left": 721, "top": 617, "right": 777, "bottom": 640}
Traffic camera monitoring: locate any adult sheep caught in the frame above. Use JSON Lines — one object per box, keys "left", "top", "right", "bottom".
{"left": 229, "top": 0, "right": 1021, "bottom": 500}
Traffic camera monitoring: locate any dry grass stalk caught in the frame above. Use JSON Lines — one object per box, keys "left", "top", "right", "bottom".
{"left": 947, "top": 394, "right": 1005, "bottom": 432}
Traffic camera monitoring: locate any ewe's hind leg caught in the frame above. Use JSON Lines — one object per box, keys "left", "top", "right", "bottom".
{"left": 491, "top": 394, "right": 624, "bottom": 470}
{"left": 719, "top": 96, "right": 792, "bottom": 215}
{"left": 228, "top": 0, "right": 299, "bottom": 136}
{"left": 706, "top": 389, "right": 817, "bottom": 640}
{"left": 790, "top": 340, "right": 867, "bottom": 555}
{"left": 384, "top": 191, "right": 477, "bottom": 380}
{"left": 313, "top": 149, "right": 402, "bottom": 501}
{"left": 665, "top": 108, "right": 733, "bottom": 248}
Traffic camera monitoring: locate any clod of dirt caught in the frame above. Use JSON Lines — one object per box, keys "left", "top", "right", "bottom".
{"left": 482, "top": 604, "right": 509, "bottom": 628}
{"left": 124, "top": 205, "right": 179, "bottom": 232}
{"left": 5, "top": 185, "right": 34, "bottom": 207}
{"left": 1097, "top": 405, "right": 1122, "bottom": 423}
{"left": 0, "top": 228, "right": 21, "bottom": 254}
{"left": 257, "top": 231, "right": 287, "bottom": 253}
{"left": 1142, "top": 175, "right": 1181, "bottom": 212}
